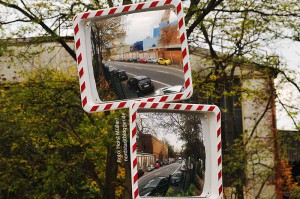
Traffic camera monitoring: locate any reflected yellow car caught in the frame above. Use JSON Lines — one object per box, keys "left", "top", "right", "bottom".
{"left": 158, "top": 58, "right": 171, "bottom": 65}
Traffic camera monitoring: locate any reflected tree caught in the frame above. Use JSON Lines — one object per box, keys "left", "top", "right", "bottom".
{"left": 90, "top": 17, "right": 126, "bottom": 84}
{"left": 159, "top": 24, "right": 178, "bottom": 46}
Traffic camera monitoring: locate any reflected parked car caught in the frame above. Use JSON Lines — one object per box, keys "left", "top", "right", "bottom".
{"left": 138, "top": 168, "right": 144, "bottom": 178}
{"left": 132, "top": 58, "right": 139, "bottom": 62}
{"left": 154, "top": 85, "right": 183, "bottom": 96}
{"left": 114, "top": 70, "right": 128, "bottom": 81}
{"left": 147, "top": 165, "right": 155, "bottom": 172}
{"left": 180, "top": 163, "right": 186, "bottom": 171}
{"left": 127, "top": 76, "right": 154, "bottom": 95}
{"left": 170, "top": 171, "right": 184, "bottom": 186}
{"left": 158, "top": 58, "right": 171, "bottom": 65}
{"left": 139, "top": 58, "right": 147, "bottom": 63}
{"left": 139, "top": 176, "right": 169, "bottom": 196}
{"left": 106, "top": 65, "right": 116, "bottom": 73}
{"left": 154, "top": 163, "right": 160, "bottom": 169}
{"left": 147, "top": 58, "right": 157, "bottom": 63}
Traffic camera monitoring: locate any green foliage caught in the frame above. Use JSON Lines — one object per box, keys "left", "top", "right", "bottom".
{"left": 166, "top": 184, "right": 196, "bottom": 197}
{"left": 0, "top": 67, "right": 129, "bottom": 198}
{"left": 290, "top": 187, "right": 300, "bottom": 199}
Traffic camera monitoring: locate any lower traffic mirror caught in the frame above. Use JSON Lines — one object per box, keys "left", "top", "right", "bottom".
{"left": 136, "top": 110, "right": 206, "bottom": 197}
{"left": 130, "top": 102, "right": 222, "bottom": 198}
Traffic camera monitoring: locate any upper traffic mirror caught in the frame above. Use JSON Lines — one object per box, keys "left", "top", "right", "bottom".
{"left": 73, "top": 0, "right": 192, "bottom": 112}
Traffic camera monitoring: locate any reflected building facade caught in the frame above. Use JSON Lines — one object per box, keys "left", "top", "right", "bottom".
{"left": 137, "top": 133, "right": 168, "bottom": 170}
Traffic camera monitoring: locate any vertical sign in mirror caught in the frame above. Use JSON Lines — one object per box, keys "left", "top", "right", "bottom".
{"left": 130, "top": 102, "right": 222, "bottom": 199}
{"left": 90, "top": 9, "right": 184, "bottom": 102}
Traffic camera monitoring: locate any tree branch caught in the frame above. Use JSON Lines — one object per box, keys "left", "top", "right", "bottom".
{"left": 0, "top": 1, "right": 76, "bottom": 61}
{"left": 186, "top": 0, "right": 224, "bottom": 38}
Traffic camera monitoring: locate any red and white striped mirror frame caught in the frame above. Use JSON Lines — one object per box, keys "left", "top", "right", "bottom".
{"left": 129, "top": 102, "right": 222, "bottom": 199}
{"left": 73, "top": 0, "right": 192, "bottom": 112}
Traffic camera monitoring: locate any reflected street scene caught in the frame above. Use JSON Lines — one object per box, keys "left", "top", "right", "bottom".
{"left": 136, "top": 110, "right": 207, "bottom": 197}
{"left": 89, "top": 8, "right": 184, "bottom": 102}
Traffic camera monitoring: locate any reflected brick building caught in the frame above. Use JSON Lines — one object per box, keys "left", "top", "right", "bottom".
{"left": 138, "top": 133, "right": 168, "bottom": 162}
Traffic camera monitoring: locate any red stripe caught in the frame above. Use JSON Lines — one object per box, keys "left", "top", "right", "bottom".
{"left": 132, "top": 112, "right": 136, "bottom": 122}
{"left": 185, "top": 78, "right": 190, "bottom": 89}
{"left": 178, "top": 18, "right": 184, "bottom": 29}
{"left": 132, "top": 127, "right": 137, "bottom": 138}
{"left": 174, "top": 93, "right": 183, "bottom": 100}
{"left": 74, "top": 24, "right": 79, "bottom": 35}
{"left": 218, "top": 170, "right": 222, "bottom": 180}
{"left": 133, "top": 157, "right": 137, "bottom": 168}
{"left": 79, "top": 67, "right": 84, "bottom": 78}
{"left": 109, "top": 8, "right": 117, "bottom": 14}
{"left": 180, "top": 33, "right": 185, "bottom": 43}
{"left": 122, "top": 5, "right": 131, "bottom": 12}
{"left": 208, "top": 106, "right": 215, "bottom": 111}
{"left": 147, "top": 98, "right": 155, "bottom": 102}
{"left": 150, "top": 103, "right": 158, "bottom": 108}
{"left": 134, "top": 173, "right": 138, "bottom": 183}
{"left": 81, "top": 12, "right": 90, "bottom": 19}
{"left": 76, "top": 39, "right": 80, "bottom": 50}
{"left": 140, "top": 102, "right": 147, "bottom": 108}
{"left": 117, "top": 102, "right": 126, "bottom": 108}
{"left": 217, "top": 127, "right": 221, "bottom": 137}
{"left": 186, "top": 105, "right": 192, "bottom": 110}
{"left": 187, "top": 92, "right": 192, "bottom": 97}
{"left": 176, "top": 3, "right": 182, "bottom": 14}
{"left": 159, "top": 96, "right": 168, "bottom": 102}
{"left": 133, "top": 142, "right": 137, "bottom": 152}
{"left": 82, "top": 97, "right": 87, "bottom": 107}
{"left": 73, "top": 16, "right": 78, "bottom": 21}
{"left": 163, "top": 103, "right": 170, "bottom": 109}
{"left": 219, "top": 185, "right": 223, "bottom": 195}
{"left": 197, "top": 105, "right": 204, "bottom": 110}
{"left": 136, "top": 3, "right": 144, "bottom": 10}
{"left": 90, "top": 106, "right": 99, "bottom": 112}
{"left": 217, "top": 142, "right": 221, "bottom": 152}
{"left": 95, "top": 10, "right": 104, "bottom": 16}
{"left": 217, "top": 112, "right": 221, "bottom": 122}
{"left": 77, "top": 54, "right": 82, "bottom": 64}
{"left": 104, "top": 104, "right": 112, "bottom": 110}
{"left": 80, "top": 82, "right": 86, "bottom": 92}
{"left": 174, "top": 104, "right": 181, "bottom": 109}
{"left": 134, "top": 189, "right": 139, "bottom": 199}
{"left": 164, "top": 0, "right": 172, "bottom": 5}
{"left": 182, "top": 48, "right": 187, "bottom": 59}
{"left": 183, "top": 63, "right": 189, "bottom": 73}
{"left": 218, "top": 156, "right": 222, "bottom": 166}
{"left": 150, "top": 1, "right": 159, "bottom": 7}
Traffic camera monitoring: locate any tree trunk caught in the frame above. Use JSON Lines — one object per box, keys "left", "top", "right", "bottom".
{"left": 103, "top": 143, "right": 118, "bottom": 199}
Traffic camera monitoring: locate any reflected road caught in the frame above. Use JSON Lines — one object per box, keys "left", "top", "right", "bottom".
{"left": 138, "top": 162, "right": 181, "bottom": 189}
{"left": 108, "top": 61, "right": 184, "bottom": 87}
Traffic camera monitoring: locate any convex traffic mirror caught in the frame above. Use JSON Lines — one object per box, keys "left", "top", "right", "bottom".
{"left": 130, "top": 102, "right": 222, "bottom": 199}
{"left": 73, "top": 0, "right": 192, "bottom": 112}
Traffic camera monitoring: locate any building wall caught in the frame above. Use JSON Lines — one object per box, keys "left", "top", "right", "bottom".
{"left": 189, "top": 51, "right": 277, "bottom": 198}
{"left": 0, "top": 39, "right": 76, "bottom": 83}
{"left": 138, "top": 134, "right": 168, "bottom": 162}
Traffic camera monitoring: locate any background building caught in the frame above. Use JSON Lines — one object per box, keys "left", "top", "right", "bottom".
{"left": 137, "top": 133, "right": 168, "bottom": 163}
